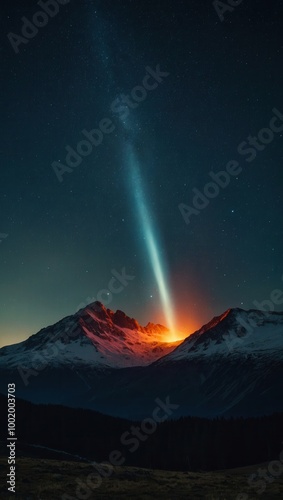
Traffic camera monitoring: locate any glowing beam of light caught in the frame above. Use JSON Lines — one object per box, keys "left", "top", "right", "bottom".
{"left": 125, "top": 143, "right": 176, "bottom": 338}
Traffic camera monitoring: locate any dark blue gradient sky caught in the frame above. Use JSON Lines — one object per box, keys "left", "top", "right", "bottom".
{"left": 1, "top": 0, "right": 283, "bottom": 346}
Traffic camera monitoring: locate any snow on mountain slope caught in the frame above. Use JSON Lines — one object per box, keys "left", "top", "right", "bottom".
{"left": 0, "top": 302, "right": 180, "bottom": 370}
{"left": 1, "top": 306, "right": 283, "bottom": 419}
{"left": 157, "top": 308, "right": 283, "bottom": 363}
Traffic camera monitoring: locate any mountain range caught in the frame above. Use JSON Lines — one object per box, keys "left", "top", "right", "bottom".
{"left": 0, "top": 302, "right": 282, "bottom": 420}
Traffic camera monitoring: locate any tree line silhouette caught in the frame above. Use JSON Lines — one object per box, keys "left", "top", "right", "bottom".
{"left": 0, "top": 394, "right": 282, "bottom": 471}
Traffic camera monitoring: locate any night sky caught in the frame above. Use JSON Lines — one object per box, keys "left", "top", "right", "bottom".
{"left": 1, "top": 0, "right": 283, "bottom": 347}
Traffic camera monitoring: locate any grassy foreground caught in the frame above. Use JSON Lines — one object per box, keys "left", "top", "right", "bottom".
{"left": 1, "top": 456, "right": 283, "bottom": 499}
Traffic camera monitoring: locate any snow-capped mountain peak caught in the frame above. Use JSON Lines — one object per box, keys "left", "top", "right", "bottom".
{"left": 0, "top": 301, "right": 180, "bottom": 369}
{"left": 158, "top": 308, "right": 283, "bottom": 363}
{"left": 1, "top": 305, "right": 283, "bottom": 419}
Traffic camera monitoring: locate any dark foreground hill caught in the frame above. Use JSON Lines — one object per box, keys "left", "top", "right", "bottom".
{"left": 0, "top": 456, "right": 283, "bottom": 500}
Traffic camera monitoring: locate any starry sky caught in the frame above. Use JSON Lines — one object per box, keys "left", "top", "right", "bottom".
{"left": 1, "top": 0, "right": 283, "bottom": 347}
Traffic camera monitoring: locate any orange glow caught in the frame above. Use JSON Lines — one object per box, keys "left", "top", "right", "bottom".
{"left": 159, "top": 270, "right": 217, "bottom": 343}
{"left": 171, "top": 313, "right": 204, "bottom": 340}
{"left": 148, "top": 305, "right": 203, "bottom": 343}
{"left": 147, "top": 317, "right": 200, "bottom": 344}
{"left": 165, "top": 314, "right": 209, "bottom": 343}
{"left": 160, "top": 329, "right": 183, "bottom": 343}
{"left": 166, "top": 310, "right": 208, "bottom": 342}
{"left": 155, "top": 306, "right": 204, "bottom": 343}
